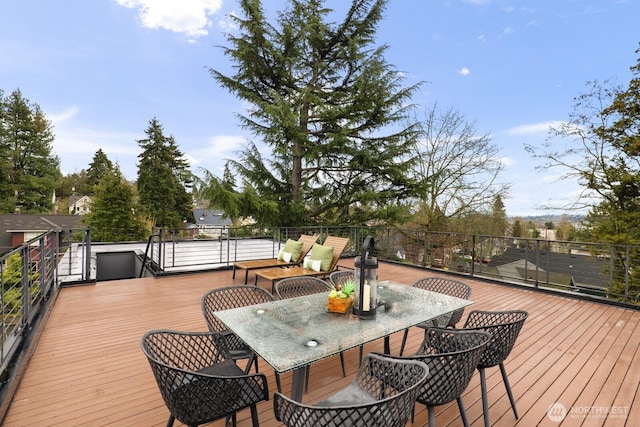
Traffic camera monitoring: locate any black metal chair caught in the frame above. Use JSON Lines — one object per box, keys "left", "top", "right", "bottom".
{"left": 399, "top": 277, "right": 472, "bottom": 355}
{"left": 403, "top": 327, "right": 491, "bottom": 427}
{"left": 274, "top": 352, "right": 429, "bottom": 427}
{"left": 276, "top": 275, "right": 335, "bottom": 299}
{"left": 141, "top": 329, "right": 269, "bottom": 427}
{"left": 329, "top": 269, "right": 355, "bottom": 288}
{"left": 462, "top": 309, "right": 529, "bottom": 427}
{"left": 274, "top": 276, "right": 347, "bottom": 389}
{"left": 201, "top": 285, "right": 276, "bottom": 373}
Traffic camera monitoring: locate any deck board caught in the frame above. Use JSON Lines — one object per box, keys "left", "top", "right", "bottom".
{"left": 2, "top": 262, "right": 638, "bottom": 426}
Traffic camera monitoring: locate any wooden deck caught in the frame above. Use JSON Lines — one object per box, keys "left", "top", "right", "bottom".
{"left": 3, "top": 262, "right": 638, "bottom": 426}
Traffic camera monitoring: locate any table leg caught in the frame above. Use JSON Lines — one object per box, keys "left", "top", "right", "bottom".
{"left": 291, "top": 367, "right": 306, "bottom": 402}
{"left": 384, "top": 336, "right": 390, "bottom": 354}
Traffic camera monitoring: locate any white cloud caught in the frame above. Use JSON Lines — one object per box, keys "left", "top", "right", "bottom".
{"left": 51, "top": 124, "right": 142, "bottom": 178}
{"left": 506, "top": 121, "right": 565, "bottom": 135}
{"left": 115, "top": 0, "right": 223, "bottom": 38}
{"left": 53, "top": 126, "right": 140, "bottom": 157}
{"left": 187, "top": 134, "right": 246, "bottom": 173}
{"left": 459, "top": 67, "right": 471, "bottom": 76}
{"left": 48, "top": 106, "right": 80, "bottom": 123}
{"left": 218, "top": 11, "right": 238, "bottom": 33}
{"left": 47, "top": 106, "right": 141, "bottom": 177}
{"left": 499, "top": 155, "right": 514, "bottom": 167}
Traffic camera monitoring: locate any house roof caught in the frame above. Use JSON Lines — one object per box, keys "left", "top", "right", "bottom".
{"left": 69, "top": 194, "right": 92, "bottom": 205}
{"left": 0, "top": 214, "right": 84, "bottom": 253}
{"left": 489, "top": 246, "right": 609, "bottom": 288}
{"left": 192, "top": 209, "right": 232, "bottom": 226}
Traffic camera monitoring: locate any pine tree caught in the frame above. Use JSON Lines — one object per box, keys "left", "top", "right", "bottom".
{"left": 0, "top": 89, "right": 60, "bottom": 213}
{"left": 202, "top": 0, "right": 421, "bottom": 226}
{"left": 136, "top": 118, "right": 193, "bottom": 228}
{"left": 0, "top": 88, "right": 10, "bottom": 211}
{"left": 86, "top": 149, "right": 114, "bottom": 194}
{"left": 511, "top": 219, "right": 523, "bottom": 238}
{"left": 83, "top": 167, "right": 146, "bottom": 242}
{"left": 490, "top": 195, "right": 509, "bottom": 237}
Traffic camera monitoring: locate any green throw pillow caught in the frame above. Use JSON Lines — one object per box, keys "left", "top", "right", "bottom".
{"left": 278, "top": 239, "right": 303, "bottom": 262}
{"left": 308, "top": 243, "right": 334, "bottom": 271}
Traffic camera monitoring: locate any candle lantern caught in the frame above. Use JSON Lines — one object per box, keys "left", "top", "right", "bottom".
{"left": 353, "top": 236, "right": 378, "bottom": 320}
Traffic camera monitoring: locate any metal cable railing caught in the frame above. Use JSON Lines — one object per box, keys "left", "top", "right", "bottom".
{"left": 3, "top": 225, "right": 639, "bottom": 381}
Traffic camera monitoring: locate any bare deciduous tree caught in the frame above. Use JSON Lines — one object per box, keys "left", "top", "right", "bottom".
{"left": 408, "top": 104, "right": 510, "bottom": 231}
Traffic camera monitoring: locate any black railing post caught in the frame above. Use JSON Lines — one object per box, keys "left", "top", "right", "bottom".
{"left": 158, "top": 228, "right": 162, "bottom": 270}
{"left": 424, "top": 231, "right": 429, "bottom": 268}
{"left": 546, "top": 240, "right": 551, "bottom": 286}
{"left": 609, "top": 246, "right": 615, "bottom": 296}
{"left": 84, "top": 228, "right": 92, "bottom": 282}
{"left": 20, "top": 246, "right": 29, "bottom": 332}
{"left": 534, "top": 239, "right": 540, "bottom": 287}
{"left": 624, "top": 246, "right": 630, "bottom": 303}
{"left": 38, "top": 234, "right": 46, "bottom": 297}
{"left": 470, "top": 235, "right": 476, "bottom": 277}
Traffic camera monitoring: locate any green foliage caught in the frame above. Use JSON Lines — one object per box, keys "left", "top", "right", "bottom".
{"left": 83, "top": 167, "right": 147, "bottom": 242}
{"left": 3, "top": 288, "right": 22, "bottom": 315}
{"left": 527, "top": 73, "right": 640, "bottom": 246}
{"left": 2, "top": 253, "right": 41, "bottom": 315}
{"left": 526, "top": 46, "right": 640, "bottom": 300}
{"left": 56, "top": 170, "right": 90, "bottom": 198}
{"left": 137, "top": 118, "right": 194, "bottom": 228}
{"left": 203, "top": 0, "right": 421, "bottom": 226}
{"left": 86, "top": 149, "right": 114, "bottom": 194}
{"left": 2, "top": 252, "right": 23, "bottom": 291}
{"left": 0, "top": 89, "right": 61, "bottom": 213}
{"left": 602, "top": 44, "right": 640, "bottom": 157}
{"left": 491, "top": 195, "right": 509, "bottom": 236}
{"left": 555, "top": 216, "right": 577, "bottom": 241}
{"left": 511, "top": 219, "right": 523, "bottom": 237}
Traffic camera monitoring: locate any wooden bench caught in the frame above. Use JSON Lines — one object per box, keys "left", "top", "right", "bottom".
{"left": 232, "top": 234, "right": 318, "bottom": 284}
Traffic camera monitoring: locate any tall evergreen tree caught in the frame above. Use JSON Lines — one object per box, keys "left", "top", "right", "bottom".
{"left": 0, "top": 89, "right": 60, "bottom": 213}
{"left": 202, "top": 0, "right": 421, "bottom": 226}
{"left": 86, "top": 149, "right": 114, "bottom": 194}
{"left": 83, "top": 166, "right": 146, "bottom": 242}
{"left": 137, "top": 118, "right": 193, "bottom": 228}
{"left": 0, "top": 88, "right": 9, "bottom": 210}
{"left": 511, "top": 219, "right": 523, "bottom": 238}
{"left": 490, "top": 195, "right": 509, "bottom": 237}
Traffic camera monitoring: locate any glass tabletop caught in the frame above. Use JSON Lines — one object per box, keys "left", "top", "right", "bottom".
{"left": 214, "top": 280, "right": 473, "bottom": 373}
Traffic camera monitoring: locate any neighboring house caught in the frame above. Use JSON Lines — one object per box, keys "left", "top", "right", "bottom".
{"left": 69, "top": 195, "right": 92, "bottom": 215}
{"left": 192, "top": 209, "right": 232, "bottom": 237}
{"left": 488, "top": 246, "right": 609, "bottom": 290}
{"left": 0, "top": 214, "right": 84, "bottom": 255}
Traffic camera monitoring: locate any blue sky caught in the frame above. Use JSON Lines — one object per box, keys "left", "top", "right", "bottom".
{"left": 1, "top": 0, "right": 638, "bottom": 217}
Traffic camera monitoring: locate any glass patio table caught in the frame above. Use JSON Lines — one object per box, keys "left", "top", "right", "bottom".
{"left": 214, "top": 280, "right": 473, "bottom": 402}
